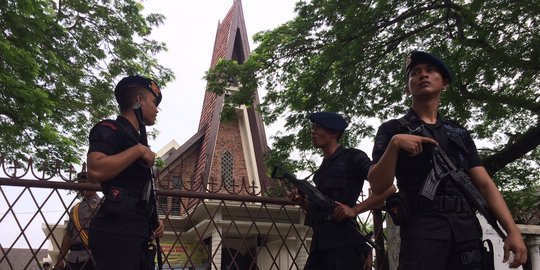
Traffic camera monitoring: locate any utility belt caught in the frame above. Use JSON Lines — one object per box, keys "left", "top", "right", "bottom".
{"left": 310, "top": 214, "right": 378, "bottom": 250}
{"left": 386, "top": 192, "right": 473, "bottom": 226}
{"left": 100, "top": 186, "right": 150, "bottom": 217}
{"left": 415, "top": 195, "right": 472, "bottom": 213}
{"left": 306, "top": 200, "right": 356, "bottom": 227}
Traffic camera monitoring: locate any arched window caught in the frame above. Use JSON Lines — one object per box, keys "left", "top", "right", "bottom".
{"left": 221, "top": 151, "right": 234, "bottom": 188}
{"left": 170, "top": 176, "right": 181, "bottom": 216}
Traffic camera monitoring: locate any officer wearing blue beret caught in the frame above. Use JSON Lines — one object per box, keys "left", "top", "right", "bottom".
{"left": 308, "top": 111, "right": 349, "bottom": 133}
{"left": 369, "top": 51, "right": 527, "bottom": 269}
{"left": 292, "top": 111, "right": 395, "bottom": 270}
{"left": 405, "top": 50, "right": 452, "bottom": 83}
{"left": 86, "top": 75, "right": 165, "bottom": 269}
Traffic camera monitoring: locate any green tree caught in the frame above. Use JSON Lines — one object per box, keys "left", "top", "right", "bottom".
{"left": 0, "top": 0, "right": 174, "bottom": 164}
{"left": 207, "top": 1, "right": 540, "bottom": 212}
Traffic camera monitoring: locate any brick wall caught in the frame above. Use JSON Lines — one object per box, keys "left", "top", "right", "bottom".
{"left": 210, "top": 120, "right": 250, "bottom": 194}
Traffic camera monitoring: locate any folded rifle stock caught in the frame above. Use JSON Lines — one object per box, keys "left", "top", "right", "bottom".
{"left": 271, "top": 165, "right": 336, "bottom": 212}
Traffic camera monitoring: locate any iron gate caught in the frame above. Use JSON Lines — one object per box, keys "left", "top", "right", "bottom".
{"left": 0, "top": 158, "right": 387, "bottom": 270}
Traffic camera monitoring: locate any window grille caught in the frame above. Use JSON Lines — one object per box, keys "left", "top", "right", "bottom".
{"left": 158, "top": 176, "right": 181, "bottom": 216}
{"left": 221, "top": 151, "right": 234, "bottom": 188}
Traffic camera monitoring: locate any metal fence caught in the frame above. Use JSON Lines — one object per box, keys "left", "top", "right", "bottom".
{"left": 0, "top": 158, "right": 387, "bottom": 270}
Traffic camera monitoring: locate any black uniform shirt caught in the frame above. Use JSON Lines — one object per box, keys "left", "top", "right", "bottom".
{"left": 88, "top": 116, "right": 150, "bottom": 237}
{"left": 309, "top": 146, "right": 371, "bottom": 250}
{"left": 372, "top": 109, "right": 484, "bottom": 241}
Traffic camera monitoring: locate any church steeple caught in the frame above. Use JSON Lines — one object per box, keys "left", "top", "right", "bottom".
{"left": 178, "top": 0, "right": 270, "bottom": 193}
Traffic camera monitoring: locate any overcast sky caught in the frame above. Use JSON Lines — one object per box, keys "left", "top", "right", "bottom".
{"left": 143, "top": 0, "right": 297, "bottom": 153}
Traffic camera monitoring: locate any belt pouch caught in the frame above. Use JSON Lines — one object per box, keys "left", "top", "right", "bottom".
{"left": 102, "top": 187, "right": 131, "bottom": 217}
{"left": 385, "top": 192, "right": 412, "bottom": 226}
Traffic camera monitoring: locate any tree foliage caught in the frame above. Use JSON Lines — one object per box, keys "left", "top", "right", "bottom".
{"left": 0, "top": 0, "right": 174, "bottom": 163}
{"left": 207, "top": 1, "right": 540, "bottom": 212}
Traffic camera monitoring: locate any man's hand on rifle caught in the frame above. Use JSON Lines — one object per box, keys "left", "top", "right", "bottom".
{"left": 288, "top": 189, "right": 309, "bottom": 210}
{"left": 333, "top": 201, "right": 357, "bottom": 222}
{"left": 153, "top": 220, "right": 164, "bottom": 238}
{"left": 138, "top": 144, "right": 156, "bottom": 167}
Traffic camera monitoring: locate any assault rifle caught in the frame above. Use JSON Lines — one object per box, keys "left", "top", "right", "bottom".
{"left": 271, "top": 165, "right": 336, "bottom": 212}
{"left": 414, "top": 126, "right": 507, "bottom": 240}
{"left": 271, "top": 165, "right": 379, "bottom": 250}
{"left": 133, "top": 103, "right": 163, "bottom": 270}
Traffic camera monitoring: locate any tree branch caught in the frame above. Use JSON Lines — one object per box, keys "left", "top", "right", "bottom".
{"left": 457, "top": 84, "right": 540, "bottom": 114}
{"left": 448, "top": 4, "right": 540, "bottom": 71}
{"left": 483, "top": 122, "right": 540, "bottom": 175}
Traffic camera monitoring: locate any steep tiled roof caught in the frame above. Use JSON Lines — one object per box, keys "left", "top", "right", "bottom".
{"left": 164, "top": 0, "right": 270, "bottom": 190}
{"left": 195, "top": 0, "right": 251, "bottom": 187}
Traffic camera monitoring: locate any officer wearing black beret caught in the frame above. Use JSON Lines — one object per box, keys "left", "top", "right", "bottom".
{"left": 292, "top": 111, "right": 395, "bottom": 270}
{"left": 86, "top": 75, "right": 165, "bottom": 269}
{"left": 369, "top": 51, "right": 527, "bottom": 269}
{"left": 308, "top": 111, "right": 349, "bottom": 133}
{"left": 405, "top": 50, "right": 452, "bottom": 83}
{"left": 114, "top": 75, "right": 163, "bottom": 108}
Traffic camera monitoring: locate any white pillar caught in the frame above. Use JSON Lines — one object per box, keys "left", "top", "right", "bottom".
{"left": 525, "top": 236, "right": 540, "bottom": 270}
{"left": 211, "top": 228, "right": 222, "bottom": 270}
{"left": 386, "top": 217, "right": 400, "bottom": 270}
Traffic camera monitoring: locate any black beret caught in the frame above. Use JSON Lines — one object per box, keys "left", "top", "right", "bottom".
{"left": 114, "top": 75, "right": 162, "bottom": 106}
{"left": 405, "top": 51, "right": 452, "bottom": 83}
{"left": 308, "top": 111, "right": 348, "bottom": 132}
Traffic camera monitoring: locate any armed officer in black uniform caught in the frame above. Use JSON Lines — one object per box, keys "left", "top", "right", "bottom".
{"left": 368, "top": 51, "right": 527, "bottom": 269}
{"left": 87, "top": 75, "right": 164, "bottom": 269}
{"left": 292, "top": 111, "right": 395, "bottom": 270}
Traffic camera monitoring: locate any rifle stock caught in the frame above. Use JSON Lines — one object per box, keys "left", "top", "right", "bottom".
{"left": 133, "top": 103, "right": 163, "bottom": 270}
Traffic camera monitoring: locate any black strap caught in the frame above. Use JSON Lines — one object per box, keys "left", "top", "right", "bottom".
{"left": 112, "top": 119, "right": 141, "bottom": 145}
{"left": 397, "top": 116, "right": 423, "bottom": 135}
{"left": 397, "top": 116, "right": 410, "bottom": 129}
{"left": 483, "top": 239, "right": 495, "bottom": 270}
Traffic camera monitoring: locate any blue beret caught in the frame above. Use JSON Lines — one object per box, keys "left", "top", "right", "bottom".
{"left": 114, "top": 75, "right": 162, "bottom": 106}
{"left": 405, "top": 51, "right": 452, "bottom": 83}
{"left": 308, "top": 112, "right": 348, "bottom": 132}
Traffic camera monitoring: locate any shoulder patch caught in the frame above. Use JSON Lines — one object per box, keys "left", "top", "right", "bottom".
{"left": 89, "top": 119, "right": 118, "bottom": 142}
{"left": 99, "top": 120, "right": 117, "bottom": 130}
